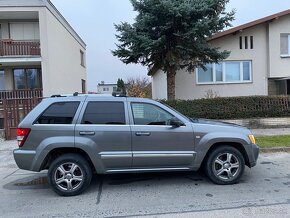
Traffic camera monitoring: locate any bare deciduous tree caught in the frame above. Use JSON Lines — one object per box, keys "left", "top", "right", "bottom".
{"left": 126, "top": 77, "right": 152, "bottom": 98}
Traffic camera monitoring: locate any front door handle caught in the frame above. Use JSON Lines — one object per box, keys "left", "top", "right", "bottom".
{"left": 135, "top": 132, "right": 151, "bottom": 136}
{"left": 79, "top": 131, "right": 95, "bottom": 136}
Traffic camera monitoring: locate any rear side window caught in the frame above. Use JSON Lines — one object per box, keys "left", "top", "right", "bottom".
{"left": 82, "top": 102, "right": 126, "bottom": 125}
{"left": 36, "top": 102, "right": 80, "bottom": 124}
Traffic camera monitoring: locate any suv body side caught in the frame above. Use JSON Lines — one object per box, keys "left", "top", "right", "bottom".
{"left": 14, "top": 96, "right": 258, "bottom": 174}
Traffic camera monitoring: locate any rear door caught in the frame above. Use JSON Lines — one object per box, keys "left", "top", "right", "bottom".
{"left": 75, "top": 97, "right": 132, "bottom": 171}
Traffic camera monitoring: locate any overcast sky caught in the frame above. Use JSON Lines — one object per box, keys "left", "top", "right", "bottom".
{"left": 50, "top": 0, "right": 290, "bottom": 91}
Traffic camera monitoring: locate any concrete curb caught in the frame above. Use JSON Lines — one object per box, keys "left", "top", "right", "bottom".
{"left": 260, "top": 147, "right": 290, "bottom": 153}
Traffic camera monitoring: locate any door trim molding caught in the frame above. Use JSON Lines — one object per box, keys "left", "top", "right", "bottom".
{"left": 105, "top": 167, "right": 191, "bottom": 173}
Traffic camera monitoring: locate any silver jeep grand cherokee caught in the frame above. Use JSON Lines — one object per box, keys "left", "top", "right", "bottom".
{"left": 14, "top": 94, "right": 259, "bottom": 196}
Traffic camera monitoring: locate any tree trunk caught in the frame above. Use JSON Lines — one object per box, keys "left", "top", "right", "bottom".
{"left": 167, "top": 67, "right": 176, "bottom": 100}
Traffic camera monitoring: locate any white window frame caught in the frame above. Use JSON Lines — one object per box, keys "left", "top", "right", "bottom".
{"left": 280, "top": 34, "right": 290, "bottom": 57}
{"left": 196, "top": 61, "right": 252, "bottom": 85}
{"left": 288, "top": 35, "right": 290, "bottom": 55}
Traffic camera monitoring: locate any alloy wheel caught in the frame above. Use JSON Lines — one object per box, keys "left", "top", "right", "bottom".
{"left": 54, "top": 162, "right": 84, "bottom": 191}
{"left": 212, "top": 153, "right": 240, "bottom": 181}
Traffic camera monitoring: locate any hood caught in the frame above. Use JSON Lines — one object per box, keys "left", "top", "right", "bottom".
{"left": 191, "top": 118, "right": 244, "bottom": 128}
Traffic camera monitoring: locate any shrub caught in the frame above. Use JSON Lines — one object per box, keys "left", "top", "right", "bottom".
{"left": 162, "top": 96, "right": 290, "bottom": 119}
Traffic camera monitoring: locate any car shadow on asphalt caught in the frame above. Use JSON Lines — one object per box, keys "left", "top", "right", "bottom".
{"left": 2, "top": 170, "right": 207, "bottom": 190}
{"left": 2, "top": 168, "right": 255, "bottom": 196}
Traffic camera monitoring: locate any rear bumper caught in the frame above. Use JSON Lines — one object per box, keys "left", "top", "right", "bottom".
{"left": 13, "top": 149, "right": 36, "bottom": 171}
{"left": 248, "top": 144, "right": 260, "bottom": 167}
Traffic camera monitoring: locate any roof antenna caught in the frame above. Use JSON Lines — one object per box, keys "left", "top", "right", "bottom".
{"left": 73, "top": 92, "right": 79, "bottom": 96}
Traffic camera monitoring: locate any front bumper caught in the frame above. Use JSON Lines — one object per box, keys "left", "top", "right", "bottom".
{"left": 13, "top": 149, "right": 36, "bottom": 171}
{"left": 249, "top": 144, "right": 260, "bottom": 167}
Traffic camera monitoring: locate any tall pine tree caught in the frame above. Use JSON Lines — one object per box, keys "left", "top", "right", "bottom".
{"left": 113, "top": 0, "right": 234, "bottom": 99}
{"left": 117, "top": 78, "right": 126, "bottom": 95}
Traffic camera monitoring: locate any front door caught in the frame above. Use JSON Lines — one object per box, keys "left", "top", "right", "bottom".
{"left": 129, "top": 102, "right": 195, "bottom": 169}
{"left": 75, "top": 100, "right": 132, "bottom": 171}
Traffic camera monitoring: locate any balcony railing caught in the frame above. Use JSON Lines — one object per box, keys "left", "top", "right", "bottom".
{"left": 0, "top": 40, "right": 41, "bottom": 56}
{"left": 0, "top": 89, "right": 43, "bottom": 100}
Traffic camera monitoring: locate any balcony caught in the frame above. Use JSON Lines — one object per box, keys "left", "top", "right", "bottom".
{"left": 0, "top": 89, "right": 43, "bottom": 100}
{"left": 0, "top": 40, "right": 41, "bottom": 57}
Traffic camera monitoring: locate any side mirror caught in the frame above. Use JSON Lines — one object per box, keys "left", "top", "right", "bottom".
{"left": 169, "top": 118, "right": 183, "bottom": 128}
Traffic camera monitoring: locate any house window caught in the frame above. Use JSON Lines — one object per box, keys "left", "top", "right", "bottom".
{"left": 9, "top": 22, "right": 40, "bottom": 40}
{"left": 239, "top": 36, "right": 254, "bottom": 50}
{"left": 281, "top": 34, "right": 290, "bottom": 56}
{"left": 226, "top": 62, "right": 240, "bottom": 81}
{"left": 113, "top": 87, "right": 117, "bottom": 92}
{"left": 197, "top": 64, "right": 213, "bottom": 82}
{"left": 215, "top": 64, "right": 223, "bottom": 82}
{"left": 197, "top": 61, "right": 252, "bottom": 84}
{"left": 250, "top": 36, "right": 254, "bottom": 49}
{"left": 13, "top": 69, "right": 42, "bottom": 90}
{"left": 103, "top": 87, "right": 109, "bottom": 92}
{"left": 80, "top": 50, "right": 85, "bottom": 67}
{"left": 245, "top": 36, "right": 248, "bottom": 49}
{"left": 81, "top": 79, "right": 86, "bottom": 94}
{"left": 0, "top": 70, "right": 5, "bottom": 90}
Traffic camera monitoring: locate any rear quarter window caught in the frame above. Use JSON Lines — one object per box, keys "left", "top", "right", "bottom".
{"left": 35, "top": 102, "right": 80, "bottom": 124}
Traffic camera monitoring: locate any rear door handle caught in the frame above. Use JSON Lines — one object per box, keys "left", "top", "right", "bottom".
{"left": 79, "top": 131, "right": 95, "bottom": 136}
{"left": 135, "top": 132, "right": 151, "bottom": 136}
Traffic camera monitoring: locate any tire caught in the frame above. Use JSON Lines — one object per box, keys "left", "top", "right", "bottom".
{"left": 48, "top": 154, "right": 92, "bottom": 196}
{"left": 204, "top": 146, "right": 245, "bottom": 185}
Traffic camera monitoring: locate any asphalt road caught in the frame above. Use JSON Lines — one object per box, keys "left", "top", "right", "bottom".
{"left": 0, "top": 140, "right": 290, "bottom": 218}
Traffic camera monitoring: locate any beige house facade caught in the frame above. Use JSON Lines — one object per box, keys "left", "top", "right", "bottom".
{"left": 150, "top": 9, "right": 290, "bottom": 100}
{"left": 0, "top": 0, "right": 86, "bottom": 97}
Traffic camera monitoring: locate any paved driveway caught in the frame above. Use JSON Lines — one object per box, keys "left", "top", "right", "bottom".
{"left": 0, "top": 140, "right": 290, "bottom": 218}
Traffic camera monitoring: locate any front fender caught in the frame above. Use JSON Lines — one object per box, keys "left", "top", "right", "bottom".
{"left": 192, "top": 132, "right": 251, "bottom": 169}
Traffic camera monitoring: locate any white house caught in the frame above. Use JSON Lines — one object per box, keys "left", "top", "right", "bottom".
{"left": 97, "top": 82, "right": 118, "bottom": 94}
{"left": 0, "top": 0, "right": 87, "bottom": 98}
{"left": 150, "top": 9, "right": 290, "bottom": 99}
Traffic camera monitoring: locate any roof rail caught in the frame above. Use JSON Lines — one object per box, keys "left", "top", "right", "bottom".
{"left": 51, "top": 95, "right": 63, "bottom": 98}
{"left": 50, "top": 92, "right": 79, "bottom": 98}
{"left": 112, "top": 92, "right": 127, "bottom": 97}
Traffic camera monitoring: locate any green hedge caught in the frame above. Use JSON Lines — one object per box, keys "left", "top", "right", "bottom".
{"left": 162, "top": 96, "right": 290, "bottom": 120}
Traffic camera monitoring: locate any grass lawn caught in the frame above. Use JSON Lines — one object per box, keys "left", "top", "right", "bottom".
{"left": 256, "top": 135, "right": 290, "bottom": 148}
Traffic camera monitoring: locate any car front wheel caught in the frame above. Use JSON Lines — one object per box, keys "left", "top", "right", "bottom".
{"left": 205, "top": 146, "right": 245, "bottom": 185}
{"left": 48, "top": 154, "right": 92, "bottom": 196}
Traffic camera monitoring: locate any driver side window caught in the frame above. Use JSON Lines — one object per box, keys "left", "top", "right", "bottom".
{"left": 131, "top": 103, "right": 174, "bottom": 125}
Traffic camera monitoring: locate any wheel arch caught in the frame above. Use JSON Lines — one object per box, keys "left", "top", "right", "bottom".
{"left": 40, "top": 147, "right": 96, "bottom": 172}
{"left": 201, "top": 142, "right": 250, "bottom": 168}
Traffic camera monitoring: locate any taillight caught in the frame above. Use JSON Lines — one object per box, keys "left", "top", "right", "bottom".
{"left": 17, "top": 128, "right": 31, "bottom": 147}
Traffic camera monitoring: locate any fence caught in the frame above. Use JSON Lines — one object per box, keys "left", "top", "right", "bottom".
{"left": 1, "top": 98, "right": 42, "bottom": 140}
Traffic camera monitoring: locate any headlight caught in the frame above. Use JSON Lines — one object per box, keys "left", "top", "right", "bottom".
{"left": 249, "top": 135, "right": 256, "bottom": 144}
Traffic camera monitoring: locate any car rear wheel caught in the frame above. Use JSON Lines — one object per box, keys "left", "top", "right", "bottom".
{"left": 205, "top": 146, "right": 245, "bottom": 185}
{"left": 48, "top": 154, "right": 92, "bottom": 196}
